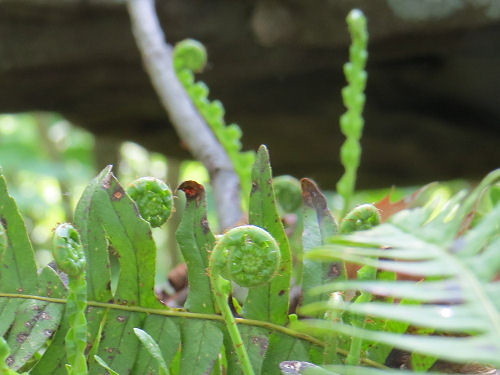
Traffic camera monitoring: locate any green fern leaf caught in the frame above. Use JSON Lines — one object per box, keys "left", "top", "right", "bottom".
{"left": 298, "top": 170, "right": 500, "bottom": 369}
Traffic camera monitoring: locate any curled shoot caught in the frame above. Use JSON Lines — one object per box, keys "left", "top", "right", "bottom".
{"left": 336, "top": 9, "right": 368, "bottom": 215}
{"left": 339, "top": 203, "right": 381, "bottom": 234}
{"left": 127, "top": 177, "right": 173, "bottom": 228}
{"left": 209, "top": 225, "right": 281, "bottom": 375}
{"left": 173, "top": 39, "right": 255, "bottom": 207}
{"left": 53, "top": 223, "right": 87, "bottom": 375}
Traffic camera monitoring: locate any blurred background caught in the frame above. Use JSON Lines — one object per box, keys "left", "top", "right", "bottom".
{"left": 0, "top": 113, "right": 465, "bottom": 296}
{"left": 0, "top": 0, "right": 498, "bottom": 288}
{"left": 0, "top": 113, "right": 215, "bottom": 289}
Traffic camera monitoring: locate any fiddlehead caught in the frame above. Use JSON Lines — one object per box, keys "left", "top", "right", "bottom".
{"left": 339, "top": 203, "right": 381, "bottom": 234}
{"left": 211, "top": 225, "right": 281, "bottom": 288}
{"left": 209, "top": 225, "right": 281, "bottom": 375}
{"left": 173, "top": 38, "right": 207, "bottom": 74}
{"left": 52, "top": 224, "right": 87, "bottom": 375}
{"left": 126, "top": 177, "right": 173, "bottom": 228}
{"left": 173, "top": 39, "right": 255, "bottom": 206}
{"left": 53, "top": 223, "right": 85, "bottom": 277}
{"left": 273, "top": 175, "right": 302, "bottom": 213}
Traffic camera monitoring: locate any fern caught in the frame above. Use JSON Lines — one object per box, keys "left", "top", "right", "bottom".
{"left": 173, "top": 39, "right": 255, "bottom": 207}
{"left": 0, "top": 160, "right": 324, "bottom": 374}
{"left": 295, "top": 169, "right": 500, "bottom": 373}
{"left": 336, "top": 9, "right": 369, "bottom": 215}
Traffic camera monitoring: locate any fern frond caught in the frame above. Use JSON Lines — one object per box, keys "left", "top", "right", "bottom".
{"left": 298, "top": 169, "right": 500, "bottom": 369}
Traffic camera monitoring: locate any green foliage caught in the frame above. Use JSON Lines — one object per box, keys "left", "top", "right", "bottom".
{"left": 296, "top": 169, "right": 500, "bottom": 373}
{"left": 53, "top": 223, "right": 86, "bottom": 277}
{"left": 245, "top": 146, "right": 292, "bottom": 326}
{"left": 53, "top": 224, "right": 88, "bottom": 375}
{"left": 336, "top": 9, "right": 369, "bottom": 214}
{"left": 2, "top": 6, "right": 499, "bottom": 375}
{"left": 301, "top": 178, "right": 342, "bottom": 310}
{"left": 176, "top": 180, "right": 217, "bottom": 314}
{"left": 133, "top": 328, "right": 170, "bottom": 375}
{"left": 173, "top": 39, "right": 255, "bottom": 206}
{"left": 339, "top": 204, "right": 381, "bottom": 234}
{"left": 0, "top": 163, "right": 323, "bottom": 375}
{"left": 211, "top": 225, "right": 281, "bottom": 288}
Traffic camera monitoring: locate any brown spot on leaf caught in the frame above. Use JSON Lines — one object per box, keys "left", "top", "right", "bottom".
{"left": 44, "top": 329, "right": 54, "bottom": 338}
{"left": 16, "top": 333, "right": 28, "bottom": 343}
{"left": 200, "top": 215, "right": 211, "bottom": 234}
{"left": 17, "top": 287, "right": 24, "bottom": 293}
{"left": 1, "top": 217, "right": 7, "bottom": 230}
{"left": 6, "top": 355, "right": 14, "bottom": 366}
{"left": 112, "top": 186, "right": 125, "bottom": 200}
{"left": 39, "top": 312, "right": 51, "bottom": 320}
{"left": 178, "top": 180, "right": 205, "bottom": 203}
{"left": 101, "top": 173, "right": 112, "bottom": 189}
{"left": 251, "top": 335, "right": 269, "bottom": 356}
{"left": 251, "top": 182, "right": 258, "bottom": 194}
{"left": 300, "top": 178, "right": 327, "bottom": 210}
{"left": 116, "top": 315, "right": 127, "bottom": 323}
{"left": 330, "top": 263, "right": 342, "bottom": 278}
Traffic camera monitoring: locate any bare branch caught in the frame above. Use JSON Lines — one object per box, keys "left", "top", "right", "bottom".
{"left": 126, "top": 0, "right": 243, "bottom": 230}
{"left": 0, "top": 0, "right": 125, "bottom": 5}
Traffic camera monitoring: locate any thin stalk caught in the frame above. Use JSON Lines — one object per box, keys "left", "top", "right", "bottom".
{"left": 212, "top": 276, "right": 255, "bottom": 375}
{"left": 0, "top": 292, "right": 389, "bottom": 369}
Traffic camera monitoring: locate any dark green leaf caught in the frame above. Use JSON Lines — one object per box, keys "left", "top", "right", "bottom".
{"left": 0, "top": 172, "right": 38, "bottom": 294}
{"left": 133, "top": 315, "right": 180, "bottom": 374}
{"left": 245, "top": 145, "right": 292, "bottom": 325}
{"left": 262, "top": 333, "right": 311, "bottom": 375}
{"left": 88, "top": 310, "right": 144, "bottom": 374}
{"left": 226, "top": 325, "right": 269, "bottom": 375}
{"left": 179, "top": 319, "right": 223, "bottom": 374}
{"left": 134, "top": 328, "right": 170, "bottom": 375}
{"left": 301, "top": 178, "right": 341, "bottom": 309}
{"left": 176, "top": 181, "right": 216, "bottom": 314}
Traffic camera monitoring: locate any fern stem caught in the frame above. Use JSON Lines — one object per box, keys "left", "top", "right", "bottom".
{"left": 213, "top": 276, "right": 255, "bottom": 375}
{"left": 336, "top": 9, "right": 368, "bottom": 216}
{"left": 345, "top": 265, "right": 376, "bottom": 366}
{"left": 0, "top": 292, "right": 388, "bottom": 369}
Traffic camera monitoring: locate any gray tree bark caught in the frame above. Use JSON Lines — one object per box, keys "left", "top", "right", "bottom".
{"left": 126, "top": 0, "right": 243, "bottom": 231}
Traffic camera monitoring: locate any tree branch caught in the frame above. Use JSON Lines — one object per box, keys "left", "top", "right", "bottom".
{"left": 126, "top": 0, "right": 243, "bottom": 230}
{"left": 0, "top": 0, "right": 125, "bottom": 5}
